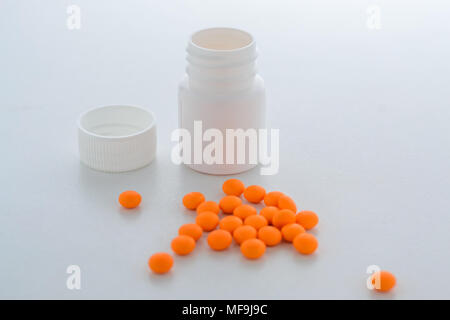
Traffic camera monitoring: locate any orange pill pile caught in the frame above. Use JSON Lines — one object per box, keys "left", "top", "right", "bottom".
{"left": 124, "top": 184, "right": 393, "bottom": 294}
{"left": 147, "top": 179, "right": 321, "bottom": 275}
{"left": 118, "top": 190, "right": 142, "bottom": 209}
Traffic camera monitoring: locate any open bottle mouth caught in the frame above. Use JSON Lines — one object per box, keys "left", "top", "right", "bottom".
{"left": 190, "top": 27, "right": 254, "bottom": 51}
{"left": 186, "top": 28, "right": 258, "bottom": 91}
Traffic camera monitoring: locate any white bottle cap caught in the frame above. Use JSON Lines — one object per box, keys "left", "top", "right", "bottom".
{"left": 78, "top": 105, "right": 157, "bottom": 172}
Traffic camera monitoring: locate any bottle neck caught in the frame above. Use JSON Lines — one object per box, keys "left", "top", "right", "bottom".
{"left": 185, "top": 28, "right": 258, "bottom": 93}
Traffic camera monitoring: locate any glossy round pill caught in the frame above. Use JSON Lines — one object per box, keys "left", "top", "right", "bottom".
{"left": 258, "top": 226, "right": 282, "bottom": 246}
{"left": 243, "top": 185, "right": 266, "bottom": 203}
{"left": 241, "top": 239, "right": 266, "bottom": 259}
{"left": 219, "top": 216, "right": 243, "bottom": 233}
{"left": 178, "top": 223, "right": 203, "bottom": 241}
{"left": 171, "top": 235, "right": 196, "bottom": 255}
{"left": 222, "top": 179, "right": 245, "bottom": 196}
{"left": 259, "top": 206, "right": 279, "bottom": 224}
{"left": 233, "top": 225, "right": 257, "bottom": 244}
{"left": 118, "top": 190, "right": 142, "bottom": 209}
{"left": 272, "top": 209, "right": 296, "bottom": 229}
{"left": 148, "top": 252, "right": 173, "bottom": 274}
{"left": 244, "top": 215, "right": 268, "bottom": 230}
{"left": 296, "top": 210, "right": 319, "bottom": 230}
{"left": 182, "top": 192, "right": 205, "bottom": 210}
{"left": 371, "top": 270, "right": 396, "bottom": 292}
{"left": 278, "top": 195, "right": 297, "bottom": 212}
{"left": 293, "top": 233, "right": 318, "bottom": 255}
{"left": 195, "top": 211, "right": 219, "bottom": 231}
{"left": 196, "top": 201, "right": 220, "bottom": 215}
{"left": 264, "top": 191, "right": 284, "bottom": 207}
{"left": 281, "top": 223, "right": 305, "bottom": 242}
{"left": 219, "top": 195, "right": 242, "bottom": 214}
{"left": 233, "top": 204, "right": 257, "bottom": 220}
{"left": 207, "top": 230, "right": 233, "bottom": 251}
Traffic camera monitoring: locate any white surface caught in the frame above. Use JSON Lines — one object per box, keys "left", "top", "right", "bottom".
{"left": 1, "top": 0, "right": 450, "bottom": 299}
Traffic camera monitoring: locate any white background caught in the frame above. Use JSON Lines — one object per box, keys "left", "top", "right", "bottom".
{"left": 1, "top": 0, "right": 450, "bottom": 299}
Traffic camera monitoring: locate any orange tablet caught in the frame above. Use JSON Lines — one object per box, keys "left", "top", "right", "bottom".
{"left": 182, "top": 192, "right": 205, "bottom": 210}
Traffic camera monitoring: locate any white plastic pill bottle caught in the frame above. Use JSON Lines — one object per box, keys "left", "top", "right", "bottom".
{"left": 178, "top": 27, "right": 266, "bottom": 175}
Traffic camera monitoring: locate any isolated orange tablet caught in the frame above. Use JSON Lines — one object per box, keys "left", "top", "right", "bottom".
{"left": 222, "top": 179, "right": 245, "bottom": 196}
{"left": 259, "top": 206, "right": 279, "bottom": 224}
{"left": 264, "top": 191, "right": 284, "bottom": 207}
{"left": 371, "top": 270, "right": 396, "bottom": 292}
{"left": 219, "top": 216, "right": 243, "bottom": 233}
{"left": 178, "top": 223, "right": 203, "bottom": 241}
{"left": 118, "top": 190, "right": 142, "bottom": 209}
{"left": 296, "top": 210, "right": 319, "bottom": 230}
{"left": 233, "top": 204, "right": 257, "bottom": 220}
{"left": 243, "top": 185, "right": 266, "bottom": 203}
{"left": 233, "top": 225, "right": 257, "bottom": 244}
{"left": 278, "top": 195, "right": 297, "bottom": 212}
{"left": 258, "top": 226, "right": 282, "bottom": 246}
{"left": 148, "top": 252, "right": 173, "bottom": 274}
{"left": 207, "top": 230, "right": 233, "bottom": 251}
{"left": 171, "top": 235, "right": 196, "bottom": 255}
{"left": 219, "top": 195, "right": 242, "bottom": 214}
{"left": 281, "top": 223, "right": 305, "bottom": 242}
{"left": 195, "top": 211, "right": 219, "bottom": 231}
{"left": 196, "top": 201, "right": 220, "bottom": 215}
{"left": 272, "top": 209, "right": 296, "bottom": 229}
{"left": 182, "top": 192, "right": 205, "bottom": 210}
{"left": 293, "top": 233, "right": 318, "bottom": 255}
{"left": 241, "top": 239, "right": 266, "bottom": 259}
{"left": 244, "top": 215, "right": 268, "bottom": 230}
